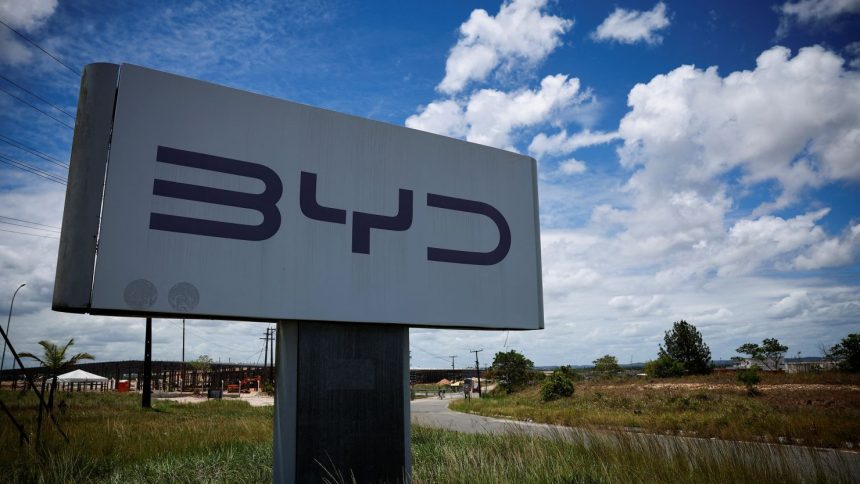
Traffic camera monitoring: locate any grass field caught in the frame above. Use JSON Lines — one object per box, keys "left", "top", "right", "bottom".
{"left": 449, "top": 371, "right": 860, "bottom": 449}
{"left": 1, "top": 389, "right": 857, "bottom": 483}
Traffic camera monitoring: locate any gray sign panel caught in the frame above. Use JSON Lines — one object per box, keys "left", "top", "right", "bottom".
{"left": 61, "top": 64, "right": 543, "bottom": 329}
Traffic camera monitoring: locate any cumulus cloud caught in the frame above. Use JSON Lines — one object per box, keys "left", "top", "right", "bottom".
{"left": 778, "top": 0, "right": 860, "bottom": 36}
{"left": 592, "top": 2, "right": 670, "bottom": 45}
{"left": 793, "top": 223, "right": 860, "bottom": 269}
{"left": 529, "top": 128, "right": 619, "bottom": 157}
{"left": 438, "top": 0, "right": 571, "bottom": 94}
{"left": 618, "top": 45, "right": 860, "bottom": 213}
{"left": 0, "top": 0, "right": 58, "bottom": 65}
{"left": 609, "top": 294, "right": 667, "bottom": 316}
{"left": 407, "top": 74, "right": 586, "bottom": 150}
{"left": 557, "top": 158, "right": 587, "bottom": 175}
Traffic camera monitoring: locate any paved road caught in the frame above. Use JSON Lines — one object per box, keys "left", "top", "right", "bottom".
{"left": 411, "top": 395, "right": 860, "bottom": 480}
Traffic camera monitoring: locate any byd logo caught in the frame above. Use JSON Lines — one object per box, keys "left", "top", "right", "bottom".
{"left": 149, "top": 146, "right": 511, "bottom": 266}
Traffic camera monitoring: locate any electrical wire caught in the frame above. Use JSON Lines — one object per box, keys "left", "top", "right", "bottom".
{"left": 0, "top": 219, "right": 60, "bottom": 233}
{"left": 0, "top": 154, "right": 67, "bottom": 185}
{"left": 411, "top": 343, "right": 453, "bottom": 363}
{"left": 0, "top": 74, "right": 75, "bottom": 119}
{"left": 0, "top": 18, "right": 80, "bottom": 76}
{"left": 0, "top": 215, "right": 61, "bottom": 231}
{"left": 0, "top": 134, "right": 68, "bottom": 168}
{"left": 0, "top": 227, "right": 59, "bottom": 239}
{"left": 0, "top": 85, "right": 74, "bottom": 129}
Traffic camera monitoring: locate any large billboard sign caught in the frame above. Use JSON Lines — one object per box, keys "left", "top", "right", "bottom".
{"left": 54, "top": 64, "right": 543, "bottom": 330}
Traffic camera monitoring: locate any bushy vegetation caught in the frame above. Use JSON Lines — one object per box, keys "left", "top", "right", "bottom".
{"left": 644, "top": 353, "right": 685, "bottom": 378}
{"left": 827, "top": 333, "right": 860, "bottom": 372}
{"left": 540, "top": 369, "right": 575, "bottom": 402}
{"left": 735, "top": 338, "right": 789, "bottom": 370}
{"left": 658, "top": 320, "right": 712, "bottom": 375}
{"left": 451, "top": 371, "right": 860, "bottom": 449}
{"left": 490, "top": 349, "right": 534, "bottom": 394}
{"left": 592, "top": 354, "right": 622, "bottom": 378}
{"left": 737, "top": 368, "right": 761, "bottom": 396}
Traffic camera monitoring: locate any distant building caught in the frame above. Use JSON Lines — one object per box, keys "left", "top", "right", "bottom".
{"left": 784, "top": 360, "right": 836, "bottom": 374}
{"left": 731, "top": 357, "right": 784, "bottom": 371}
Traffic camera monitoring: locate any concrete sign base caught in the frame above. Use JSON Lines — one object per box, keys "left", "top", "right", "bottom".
{"left": 274, "top": 321, "right": 411, "bottom": 483}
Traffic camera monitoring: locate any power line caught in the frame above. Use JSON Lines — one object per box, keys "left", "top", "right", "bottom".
{"left": 0, "top": 18, "right": 79, "bottom": 76}
{"left": 0, "top": 85, "right": 74, "bottom": 129}
{"left": 0, "top": 74, "right": 75, "bottom": 119}
{"left": 0, "top": 227, "right": 59, "bottom": 239}
{"left": 411, "top": 343, "right": 451, "bottom": 363}
{"left": 0, "top": 153, "right": 67, "bottom": 185}
{"left": 0, "top": 134, "right": 68, "bottom": 168}
{"left": 0, "top": 215, "right": 61, "bottom": 230}
{"left": 0, "top": 219, "right": 60, "bottom": 233}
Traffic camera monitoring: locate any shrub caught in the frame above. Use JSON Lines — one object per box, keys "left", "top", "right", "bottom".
{"left": 541, "top": 371, "right": 575, "bottom": 402}
{"left": 827, "top": 333, "right": 860, "bottom": 372}
{"left": 555, "top": 365, "right": 583, "bottom": 381}
{"left": 592, "top": 355, "right": 622, "bottom": 378}
{"left": 644, "top": 354, "right": 685, "bottom": 378}
{"left": 491, "top": 350, "right": 535, "bottom": 393}
{"left": 737, "top": 368, "right": 761, "bottom": 396}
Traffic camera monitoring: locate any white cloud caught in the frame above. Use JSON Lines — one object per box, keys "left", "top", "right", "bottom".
{"left": 609, "top": 294, "right": 667, "bottom": 316}
{"left": 438, "top": 0, "right": 572, "bottom": 94}
{"left": 779, "top": 0, "right": 860, "bottom": 25}
{"left": 557, "top": 158, "right": 586, "bottom": 175}
{"left": 793, "top": 223, "right": 860, "bottom": 269}
{"left": 529, "top": 128, "right": 619, "bottom": 157}
{"left": 407, "top": 74, "right": 586, "bottom": 150}
{"left": 0, "top": 0, "right": 57, "bottom": 31}
{"left": 403, "top": 100, "right": 466, "bottom": 139}
{"left": 592, "top": 2, "right": 670, "bottom": 45}
{"left": 618, "top": 45, "right": 860, "bottom": 213}
{"left": 0, "top": 0, "right": 58, "bottom": 65}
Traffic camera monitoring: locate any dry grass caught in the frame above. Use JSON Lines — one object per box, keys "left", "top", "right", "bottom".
{"left": 450, "top": 372, "right": 860, "bottom": 449}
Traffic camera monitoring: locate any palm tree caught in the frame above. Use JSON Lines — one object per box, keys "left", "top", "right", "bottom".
{"left": 20, "top": 339, "right": 94, "bottom": 412}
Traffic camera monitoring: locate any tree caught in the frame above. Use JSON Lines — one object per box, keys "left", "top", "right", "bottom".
{"left": 19, "top": 339, "right": 95, "bottom": 412}
{"left": 735, "top": 338, "right": 789, "bottom": 370}
{"left": 191, "top": 354, "right": 213, "bottom": 372}
{"left": 737, "top": 368, "right": 761, "bottom": 396}
{"left": 592, "top": 355, "right": 622, "bottom": 378}
{"left": 644, "top": 353, "right": 685, "bottom": 378}
{"left": 541, "top": 369, "right": 575, "bottom": 402}
{"left": 491, "top": 350, "right": 534, "bottom": 393}
{"left": 660, "top": 320, "right": 712, "bottom": 375}
{"left": 826, "top": 333, "right": 860, "bottom": 372}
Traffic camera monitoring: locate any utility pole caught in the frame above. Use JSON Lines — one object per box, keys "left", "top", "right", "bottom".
{"left": 470, "top": 349, "right": 483, "bottom": 397}
{"left": 269, "top": 326, "right": 275, "bottom": 384}
{"left": 142, "top": 317, "right": 152, "bottom": 408}
{"left": 262, "top": 328, "right": 269, "bottom": 382}
{"left": 449, "top": 355, "right": 456, "bottom": 379}
{"left": 181, "top": 319, "right": 185, "bottom": 392}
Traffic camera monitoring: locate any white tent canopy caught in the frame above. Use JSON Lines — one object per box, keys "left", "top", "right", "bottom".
{"left": 56, "top": 369, "right": 108, "bottom": 382}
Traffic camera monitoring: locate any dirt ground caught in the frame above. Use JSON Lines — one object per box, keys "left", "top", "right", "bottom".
{"left": 157, "top": 392, "right": 274, "bottom": 407}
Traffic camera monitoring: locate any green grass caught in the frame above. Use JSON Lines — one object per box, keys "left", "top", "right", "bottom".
{"left": 0, "top": 391, "right": 271, "bottom": 483}
{"left": 1, "top": 390, "right": 857, "bottom": 483}
{"left": 412, "top": 425, "right": 857, "bottom": 484}
{"left": 449, "top": 372, "right": 860, "bottom": 449}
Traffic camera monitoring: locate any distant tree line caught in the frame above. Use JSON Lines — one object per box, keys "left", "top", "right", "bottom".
{"left": 485, "top": 323, "right": 858, "bottom": 404}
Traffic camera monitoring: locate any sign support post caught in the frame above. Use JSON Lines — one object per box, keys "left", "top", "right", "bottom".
{"left": 142, "top": 317, "right": 152, "bottom": 408}
{"left": 274, "top": 321, "right": 410, "bottom": 483}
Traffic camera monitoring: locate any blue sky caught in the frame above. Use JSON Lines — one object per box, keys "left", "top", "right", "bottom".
{"left": 1, "top": 0, "right": 858, "bottom": 368}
